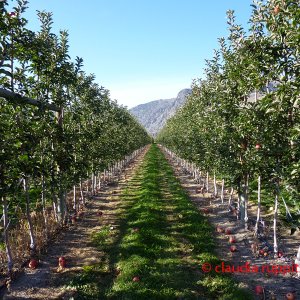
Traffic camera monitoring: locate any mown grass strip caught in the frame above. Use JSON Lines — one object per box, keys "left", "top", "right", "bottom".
{"left": 69, "top": 144, "right": 253, "bottom": 299}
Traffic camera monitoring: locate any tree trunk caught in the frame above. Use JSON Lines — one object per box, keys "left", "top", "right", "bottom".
{"left": 80, "top": 178, "right": 85, "bottom": 206}
{"left": 220, "top": 179, "right": 225, "bottom": 204}
{"left": 91, "top": 173, "right": 95, "bottom": 195}
{"left": 273, "top": 190, "right": 279, "bottom": 257}
{"left": 57, "top": 189, "right": 67, "bottom": 225}
{"left": 254, "top": 175, "right": 261, "bottom": 237}
{"left": 2, "top": 196, "right": 13, "bottom": 275}
{"left": 213, "top": 172, "right": 218, "bottom": 197}
{"left": 206, "top": 172, "right": 209, "bottom": 193}
{"left": 41, "top": 173, "right": 48, "bottom": 240}
{"left": 73, "top": 185, "right": 77, "bottom": 211}
{"left": 244, "top": 174, "right": 249, "bottom": 229}
{"left": 295, "top": 245, "right": 300, "bottom": 277}
{"left": 23, "top": 176, "right": 36, "bottom": 254}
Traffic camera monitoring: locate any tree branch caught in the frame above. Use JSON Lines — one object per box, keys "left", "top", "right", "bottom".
{"left": 0, "top": 88, "right": 60, "bottom": 112}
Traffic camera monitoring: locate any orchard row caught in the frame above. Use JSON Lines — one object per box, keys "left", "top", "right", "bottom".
{"left": 0, "top": 0, "right": 151, "bottom": 275}
{"left": 157, "top": 0, "right": 300, "bottom": 256}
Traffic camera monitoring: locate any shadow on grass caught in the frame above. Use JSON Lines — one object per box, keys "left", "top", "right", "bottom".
{"left": 68, "top": 145, "right": 253, "bottom": 300}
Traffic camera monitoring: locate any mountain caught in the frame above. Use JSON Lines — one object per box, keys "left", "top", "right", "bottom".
{"left": 130, "top": 88, "right": 192, "bottom": 137}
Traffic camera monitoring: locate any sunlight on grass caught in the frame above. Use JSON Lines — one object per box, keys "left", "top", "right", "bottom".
{"left": 69, "top": 144, "right": 253, "bottom": 300}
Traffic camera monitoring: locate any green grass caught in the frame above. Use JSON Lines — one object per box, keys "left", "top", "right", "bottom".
{"left": 69, "top": 144, "right": 253, "bottom": 299}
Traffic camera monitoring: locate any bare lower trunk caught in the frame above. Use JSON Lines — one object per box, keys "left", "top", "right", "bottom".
{"left": 23, "top": 176, "right": 36, "bottom": 254}
{"left": 57, "top": 189, "right": 67, "bottom": 225}
{"left": 206, "top": 172, "right": 209, "bottom": 193}
{"left": 244, "top": 174, "right": 249, "bottom": 228}
{"left": 295, "top": 245, "right": 300, "bottom": 276}
{"left": 41, "top": 173, "right": 48, "bottom": 240}
{"left": 91, "top": 173, "right": 95, "bottom": 195}
{"left": 228, "top": 187, "right": 233, "bottom": 207}
{"left": 73, "top": 185, "right": 77, "bottom": 211}
{"left": 221, "top": 179, "right": 225, "bottom": 204}
{"left": 80, "top": 179, "right": 85, "bottom": 206}
{"left": 273, "top": 191, "right": 279, "bottom": 256}
{"left": 2, "top": 196, "right": 13, "bottom": 275}
{"left": 254, "top": 175, "right": 261, "bottom": 237}
{"left": 98, "top": 175, "right": 101, "bottom": 190}
{"left": 213, "top": 173, "right": 218, "bottom": 197}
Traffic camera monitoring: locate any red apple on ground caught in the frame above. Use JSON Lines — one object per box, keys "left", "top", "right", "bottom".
{"left": 285, "top": 292, "right": 295, "bottom": 300}
{"left": 225, "top": 228, "right": 232, "bottom": 235}
{"left": 278, "top": 251, "right": 283, "bottom": 258}
{"left": 132, "top": 276, "right": 140, "bottom": 282}
{"left": 216, "top": 226, "right": 224, "bottom": 233}
{"left": 259, "top": 249, "right": 265, "bottom": 256}
{"left": 97, "top": 211, "right": 103, "bottom": 216}
{"left": 29, "top": 259, "right": 38, "bottom": 269}
{"left": 255, "top": 285, "right": 264, "bottom": 295}
{"left": 264, "top": 251, "right": 268, "bottom": 257}
{"left": 229, "top": 235, "right": 236, "bottom": 243}
{"left": 59, "top": 256, "right": 66, "bottom": 268}
{"left": 230, "top": 245, "right": 237, "bottom": 252}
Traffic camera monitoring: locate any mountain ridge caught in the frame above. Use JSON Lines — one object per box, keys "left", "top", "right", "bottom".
{"left": 129, "top": 88, "right": 192, "bottom": 137}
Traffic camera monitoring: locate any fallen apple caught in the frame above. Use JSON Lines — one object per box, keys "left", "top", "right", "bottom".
{"left": 230, "top": 245, "right": 237, "bottom": 252}
{"left": 29, "top": 259, "right": 38, "bottom": 269}
{"left": 132, "top": 276, "right": 140, "bottom": 282}
{"left": 225, "top": 228, "right": 232, "bottom": 235}
{"left": 285, "top": 292, "right": 295, "bottom": 300}
{"left": 278, "top": 251, "right": 283, "bottom": 258}
{"left": 259, "top": 249, "right": 265, "bottom": 256}
{"left": 216, "top": 226, "right": 224, "bottom": 233}
{"left": 97, "top": 211, "right": 103, "bottom": 216}
{"left": 58, "top": 256, "right": 66, "bottom": 268}
{"left": 255, "top": 285, "right": 264, "bottom": 295}
{"left": 229, "top": 235, "right": 236, "bottom": 243}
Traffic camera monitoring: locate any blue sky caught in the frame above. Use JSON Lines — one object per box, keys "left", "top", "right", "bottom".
{"left": 19, "top": 0, "right": 253, "bottom": 108}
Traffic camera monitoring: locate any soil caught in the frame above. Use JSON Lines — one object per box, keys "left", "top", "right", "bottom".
{"left": 163, "top": 150, "right": 300, "bottom": 300}
{"left": 1, "top": 147, "right": 148, "bottom": 300}
{"left": 2, "top": 145, "right": 300, "bottom": 300}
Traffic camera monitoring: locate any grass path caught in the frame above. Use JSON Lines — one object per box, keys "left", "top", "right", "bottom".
{"left": 70, "top": 144, "right": 253, "bottom": 299}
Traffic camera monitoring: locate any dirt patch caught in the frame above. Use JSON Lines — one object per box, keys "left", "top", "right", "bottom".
{"left": 163, "top": 150, "right": 300, "bottom": 300}
{"left": 2, "top": 148, "right": 149, "bottom": 300}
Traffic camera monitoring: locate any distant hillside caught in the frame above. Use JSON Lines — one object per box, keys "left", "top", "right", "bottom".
{"left": 130, "top": 88, "right": 192, "bottom": 137}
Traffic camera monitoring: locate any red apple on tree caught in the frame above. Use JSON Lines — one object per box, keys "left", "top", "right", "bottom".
{"left": 255, "top": 144, "right": 261, "bottom": 150}
{"left": 274, "top": 5, "right": 280, "bottom": 15}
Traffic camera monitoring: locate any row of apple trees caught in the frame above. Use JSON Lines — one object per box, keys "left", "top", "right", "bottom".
{"left": 0, "top": 0, "right": 150, "bottom": 274}
{"left": 157, "top": 0, "right": 300, "bottom": 256}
